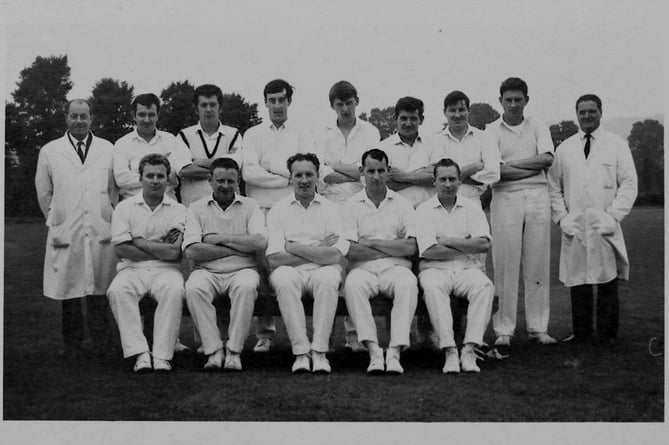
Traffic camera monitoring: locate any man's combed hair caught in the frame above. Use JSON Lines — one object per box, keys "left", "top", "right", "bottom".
{"left": 499, "top": 77, "right": 528, "bottom": 98}
{"left": 328, "top": 81, "right": 358, "bottom": 106}
{"left": 210, "top": 157, "right": 240, "bottom": 174}
{"left": 433, "top": 157, "right": 461, "bottom": 178}
{"left": 194, "top": 84, "right": 224, "bottom": 107}
{"left": 264, "top": 79, "right": 294, "bottom": 101}
{"left": 287, "top": 152, "right": 320, "bottom": 173}
{"left": 139, "top": 153, "right": 171, "bottom": 177}
{"left": 132, "top": 93, "right": 161, "bottom": 114}
{"left": 361, "top": 148, "right": 389, "bottom": 167}
{"left": 443, "top": 90, "right": 470, "bottom": 110}
{"left": 394, "top": 96, "right": 424, "bottom": 119}
{"left": 575, "top": 94, "right": 602, "bottom": 113}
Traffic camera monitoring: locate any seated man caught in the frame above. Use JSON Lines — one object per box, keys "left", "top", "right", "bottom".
{"left": 184, "top": 158, "right": 267, "bottom": 371}
{"left": 415, "top": 158, "right": 494, "bottom": 373}
{"left": 266, "top": 153, "right": 348, "bottom": 374}
{"left": 107, "top": 154, "right": 186, "bottom": 373}
{"left": 342, "top": 149, "right": 418, "bottom": 375}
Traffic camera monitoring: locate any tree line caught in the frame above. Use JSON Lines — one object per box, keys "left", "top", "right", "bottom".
{"left": 5, "top": 55, "right": 664, "bottom": 217}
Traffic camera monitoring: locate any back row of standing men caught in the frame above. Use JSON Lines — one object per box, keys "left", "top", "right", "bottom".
{"left": 35, "top": 77, "right": 638, "bottom": 375}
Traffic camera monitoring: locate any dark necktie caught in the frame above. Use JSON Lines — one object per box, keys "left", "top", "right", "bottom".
{"left": 76, "top": 141, "right": 85, "bottom": 163}
{"left": 584, "top": 133, "right": 592, "bottom": 159}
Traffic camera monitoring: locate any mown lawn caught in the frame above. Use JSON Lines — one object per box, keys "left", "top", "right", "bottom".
{"left": 3, "top": 208, "right": 664, "bottom": 421}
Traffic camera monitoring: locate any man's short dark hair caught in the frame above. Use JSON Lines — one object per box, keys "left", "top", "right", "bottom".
{"left": 328, "top": 81, "right": 358, "bottom": 106}
{"left": 575, "top": 94, "right": 602, "bottom": 113}
{"left": 433, "top": 158, "right": 461, "bottom": 178}
{"left": 210, "top": 157, "right": 240, "bottom": 175}
{"left": 394, "top": 96, "right": 424, "bottom": 119}
{"left": 361, "top": 148, "right": 389, "bottom": 168}
{"left": 499, "top": 77, "right": 528, "bottom": 98}
{"left": 132, "top": 93, "right": 161, "bottom": 114}
{"left": 287, "top": 152, "right": 320, "bottom": 174}
{"left": 264, "top": 79, "right": 294, "bottom": 101}
{"left": 194, "top": 84, "right": 224, "bottom": 107}
{"left": 66, "top": 99, "right": 93, "bottom": 115}
{"left": 443, "top": 91, "right": 470, "bottom": 110}
{"left": 139, "top": 153, "right": 171, "bottom": 177}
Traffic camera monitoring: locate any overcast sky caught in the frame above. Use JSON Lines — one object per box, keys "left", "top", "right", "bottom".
{"left": 3, "top": 0, "right": 664, "bottom": 134}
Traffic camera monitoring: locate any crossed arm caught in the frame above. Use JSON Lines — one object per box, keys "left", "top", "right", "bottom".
{"left": 421, "top": 235, "right": 490, "bottom": 261}
{"left": 324, "top": 162, "right": 361, "bottom": 184}
{"left": 115, "top": 228, "right": 184, "bottom": 262}
{"left": 185, "top": 233, "right": 267, "bottom": 262}
{"left": 267, "top": 235, "right": 343, "bottom": 270}
{"left": 387, "top": 166, "right": 434, "bottom": 191}
{"left": 500, "top": 153, "right": 554, "bottom": 181}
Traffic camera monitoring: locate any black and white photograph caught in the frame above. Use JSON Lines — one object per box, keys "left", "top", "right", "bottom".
{"left": 2, "top": 0, "right": 666, "bottom": 443}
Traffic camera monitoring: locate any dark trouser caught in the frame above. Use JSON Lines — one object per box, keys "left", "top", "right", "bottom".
{"left": 61, "top": 295, "right": 111, "bottom": 350}
{"left": 569, "top": 279, "right": 619, "bottom": 341}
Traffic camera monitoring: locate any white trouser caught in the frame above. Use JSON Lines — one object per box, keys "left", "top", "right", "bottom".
{"left": 270, "top": 265, "right": 341, "bottom": 355}
{"left": 343, "top": 266, "right": 418, "bottom": 350}
{"left": 185, "top": 268, "right": 259, "bottom": 355}
{"left": 107, "top": 267, "right": 184, "bottom": 360}
{"left": 491, "top": 187, "right": 551, "bottom": 336}
{"left": 419, "top": 267, "right": 494, "bottom": 348}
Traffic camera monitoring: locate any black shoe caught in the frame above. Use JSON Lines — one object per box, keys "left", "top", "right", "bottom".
{"left": 561, "top": 334, "right": 592, "bottom": 345}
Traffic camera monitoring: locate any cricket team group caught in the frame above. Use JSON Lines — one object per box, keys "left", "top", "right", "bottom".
{"left": 34, "top": 76, "right": 638, "bottom": 376}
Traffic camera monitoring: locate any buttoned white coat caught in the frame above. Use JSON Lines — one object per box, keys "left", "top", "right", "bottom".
{"left": 547, "top": 127, "right": 637, "bottom": 286}
{"left": 35, "top": 133, "right": 118, "bottom": 300}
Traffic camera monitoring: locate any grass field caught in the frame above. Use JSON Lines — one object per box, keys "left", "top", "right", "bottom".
{"left": 2, "top": 208, "right": 664, "bottom": 422}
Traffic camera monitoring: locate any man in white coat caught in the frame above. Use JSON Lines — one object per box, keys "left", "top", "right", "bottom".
{"left": 547, "top": 94, "right": 637, "bottom": 345}
{"left": 35, "top": 99, "right": 118, "bottom": 358}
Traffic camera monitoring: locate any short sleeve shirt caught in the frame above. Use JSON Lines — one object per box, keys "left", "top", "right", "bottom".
{"left": 111, "top": 193, "right": 187, "bottom": 271}
{"left": 342, "top": 188, "right": 416, "bottom": 273}
{"left": 414, "top": 194, "right": 492, "bottom": 272}
{"left": 183, "top": 194, "right": 266, "bottom": 274}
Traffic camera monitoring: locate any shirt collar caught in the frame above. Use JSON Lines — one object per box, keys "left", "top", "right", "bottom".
{"left": 354, "top": 187, "right": 397, "bottom": 205}
{"left": 325, "top": 118, "right": 361, "bottom": 132}
{"left": 440, "top": 125, "right": 476, "bottom": 141}
{"left": 289, "top": 192, "right": 325, "bottom": 206}
{"left": 430, "top": 193, "right": 464, "bottom": 210}
{"left": 207, "top": 193, "right": 243, "bottom": 208}
{"left": 197, "top": 121, "right": 225, "bottom": 136}
{"left": 388, "top": 132, "right": 423, "bottom": 146}
{"left": 132, "top": 128, "right": 161, "bottom": 143}
{"left": 268, "top": 120, "right": 288, "bottom": 132}
{"left": 579, "top": 126, "right": 601, "bottom": 140}
{"left": 130, "top": 192, "right": 175, "bottom": 208}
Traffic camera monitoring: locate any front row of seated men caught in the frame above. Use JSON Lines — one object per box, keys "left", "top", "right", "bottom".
{"left": 108, "top": 149, "right": 494, "bottom": 375}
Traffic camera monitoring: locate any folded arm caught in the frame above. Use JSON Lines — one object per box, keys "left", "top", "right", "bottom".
{"left": 358, "top": 237, "right": 416, "bottom": 257}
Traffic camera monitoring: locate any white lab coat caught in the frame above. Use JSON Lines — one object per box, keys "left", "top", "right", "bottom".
{"left": 35, "top": 133, "right": 119, "bottom": 300}
{"left": 547, "top": 127, "right": 637, "bottom": 287}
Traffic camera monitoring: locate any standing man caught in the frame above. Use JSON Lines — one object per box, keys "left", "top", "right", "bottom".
{"left": 177, "top": 84, "right": 243, "bottom": 206}
{"left": 35, "top": 99, "right": 118, "bottom": 358}
{"left": 184, "top": 158, "right": 267, "bottom": 371}
{"left": 547, "top": 94, "right": 637, "bottom": 345}
{"left": 486, "top": 77, "right": 557, "bottom": 348}
{"left": 439, "top": 90, "right": 500, "bottom": 203}
{"left": 342, "top": 149, "right": 418, "bottom": 375}
{"left": 113, "top": 93, "right": 192, "bottom": 201}
{"left": 415, "top": 159, "right": 495, "bottom": 373}
{"left": 266, "top": 153, "right": 349, "bottom": 373}
{"left": 315, "top": 80, "right": 381, "bottom": 352}
{"left": 107, "top": 154, "right": 186, "bottom": 373}
{"left": 242, "top": 79, "right": 316, "bottom": 352}
{"left": 379, "top": 96, "right": 442, "bottom": 208}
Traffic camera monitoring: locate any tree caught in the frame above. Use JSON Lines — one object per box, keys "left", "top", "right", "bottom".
{"left": 89, "top": 78, "right": 135, "bottom": 143}
{"left": 5, "top": 55, "right": 73, "bottom": 216}
{"left": 158, "top": 80, "right": 197, "bottom": 135}
{"left": 468, "top": 103, "right": 500, "bottom": 130}
{"left": 628, "top": 119, "right": 664, "bottom": 204}
{"left": 359, "top": 106, "right": 395, "bottom": 139}
{"left": 549, "top": 120, "right": 579, "bottom": 147}
{"left": 220, "top": 92, "right": 262, "bottom": 135}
